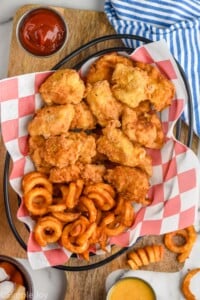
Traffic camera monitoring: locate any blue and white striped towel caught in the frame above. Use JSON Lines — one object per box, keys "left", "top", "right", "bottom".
{"left": 104, "top": 0, "right": 200, "bottom": 137}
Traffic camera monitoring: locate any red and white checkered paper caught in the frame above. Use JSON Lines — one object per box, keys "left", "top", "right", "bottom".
{"left": 0, "top": 40, "right": 199, "bottom": 269}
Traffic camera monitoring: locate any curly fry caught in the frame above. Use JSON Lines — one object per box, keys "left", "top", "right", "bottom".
{"left": 128, "top": 251, "right": 143, "bottom": 269}
{"left": 79, "top": 196, "right": 97, "bottom": 223}
{"left": 121, "top": 200, "right": 135, "bottom": 227}
{"left": 65, "top": 182, "right": 77, "bottom": 208}
{"left": 181, "top": 268, "right": 200, "bottom": 300}
{"left": 104, "top": 223, "right": 126, "bottom": 237}
{"left": 137, "top": 248, "right": 149, "bottom": 266}
{"left": 164, "top": 226, "right": 197, "bottom": 263}
{"left": 61, "top": 223, "right": 89, "bottom": 254}
{"left": 143, "top": 245, "right": 155, "bottom": 263}
{"left": 84, "top": 183, "right": 115, "bottom": 210}
{"left": 52, "top": 212, "right": 81, "bottom": 223}
{"left": 24, "top": 187, "right": 52, "bottom": 216}
{"left": 101, "top": 212, "right": 115, "bottom": 226}
{"left": 127, "top": 244, "right": 164, "bottom": 270}
{"left": 75, "top": 179, "right": 84, "bottom": 199}
{"left": 76, "top": 222, "right": 97, "bottom": 245}
{"left": 59, "top": 185, "right": 69, "bottom": 200}
{"left": 164, "top": 229, "right": 189, "bottom": 253}
{"left": 70, "top": 216, "right": 90, "bottom": 237}
{"left": 48, "top": 203, "right": 67, "bottom": 212}
{"left": 22, "top": 171, "right": 52, "bottom": 194}
{"left": 86, "top": 192, "right": 105, "bottom": 208}
{"left": 91, "top": 183, "right": 116, "bottom": 198}
{"left": 34, "top": 216, "right": 63, "bottom": 247}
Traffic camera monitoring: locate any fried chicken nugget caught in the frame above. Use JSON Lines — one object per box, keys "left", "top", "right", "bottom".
{"left": 122, "top": 106, "right": 164, "bottom": 149}
{"left": 43, "top": 132, "right": 96, "bottom": 168}
{"left": 28, "top": 104, "right": 75, "bottom": 138}
{"left": 97, "top": 121, "right": 152, "bottom": 176}
{"left": 49, "top": 164, "right": 81, "bottom": 183}
{"left": 39, "top": 69, "right": 85, "bottom": 105}
{"left": 28, "top": 136, "right": 51, "bottom": 173}
{"left": 49, "top": 163, "right": 106, "bottom": 185}
{"left": 111, "top": 63, "right": 149, "bottom": 108}
{"left": 133, "top": 61, "right": 175, "bottom": 111}
{"left": 86, "top": 80, "right": 123, "bottom": 127}
{"left": 86, "top": 52, "right": 134, "bottom": 84}
{"left": 80, "top": 164, "right": 106, "bottom": 185}
{"left": 104, "top": 166, "right": 151, "bottom": 205}
{"left": 70, "top": 101, "right": 97, "bottom": 130}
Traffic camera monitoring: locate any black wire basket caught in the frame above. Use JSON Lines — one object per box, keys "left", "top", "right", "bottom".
{"left": 3, "top": 34, "right": 193, "bottom": 271}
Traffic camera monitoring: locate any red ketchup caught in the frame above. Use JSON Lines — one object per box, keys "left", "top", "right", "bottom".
{"left": 18, "top": 8, "right": 67, "bottom": 56}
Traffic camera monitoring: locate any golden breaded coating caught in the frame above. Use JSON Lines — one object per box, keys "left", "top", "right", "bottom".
{"left": 122, "top": 106, "right": 164, "bottom": 149}
{"left": 97, "top": 121, "right": 152, "bottom": 176}
{"left": 80, "top": 164, "right": 106, "bottom": 185}
{"left": 39, "top": 69, "right": 85, "bottom": 105}
{"left": 28, "top": 136, "right": 51, "bottom": 173}
{"left": 49, "top": 163, "right": 106, "bottom": 185}
{"left": 86, "top": 52, "right": 134, "bottom": 84}
{"left": 111, "top": 63, "right": 149, "bottom": 108}
{"left": 28, "top": 104, "right": 75, "bottom": 138}
{"left": 104, "top": 166, "right": 150, "bottom": 205}
{"left": 133, "top": 100, "right": 152, "bottom": 114}
{"left": 43, "top": 133, "right": 96, "bottom": 168}
{"left": 70, "top": 101, "right": 96, "bottom": 130}
{"left": 133, "top": 61, "right": 175, "bottom": 111}
{"left": 86, "top": 80, "right": 123, "bottom": 126}
{"left": 49, "top": 164, "right": 81, "bottom": 183}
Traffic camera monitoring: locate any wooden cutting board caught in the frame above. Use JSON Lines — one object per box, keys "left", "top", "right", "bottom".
{"left": 8, "top": 4, "right": 122, "bottom": 76}
{"left": 3, "top": 4, "right": 198, "bottom": 300}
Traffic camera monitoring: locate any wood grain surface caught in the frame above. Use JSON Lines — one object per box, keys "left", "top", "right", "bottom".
{"left": 8, "top": 4, "right": 121, "bottom": 76}
{"left": 1, "top": 4, "right": 199, "bottom": 300}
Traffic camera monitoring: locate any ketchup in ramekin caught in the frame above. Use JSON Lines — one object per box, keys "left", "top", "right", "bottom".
{"left": 17, "top": 7, "right": 67, "bottom": 56}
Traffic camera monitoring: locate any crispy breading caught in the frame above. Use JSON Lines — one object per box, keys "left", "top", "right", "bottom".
{"left": 86, "top": 52, "right": 134, "bottom": 84}
{"left": 133, "top": 100, "right": 152, "bottom": 114}
{"left": 133, "top": 61, "right": 175, "bottom": 111}
{"left": 122, "top": 106, "right": 164, "bottom": 149}
{"left": 86, "top": 80, "right": 123, "bottom": 126}
{"left": 70, "top": 101, "right": 97, "bottom": 130}
{"left": 80, "top": 164, "right": 106, "bottom": 185}
{"left": 104, "top": 166, "right": 151, "bottom": 205}
{"left": 39, "top": 69, "right": 85, "bottom": 105}
{"left": 111, "top": 63, "right": 149, "bottom": 108}
{"left": 49, "top": 163, "right": 106, "bottom": 185}
{"left": 43, "top": 133, "right": 96, "bottom": 168}
{"left": 28, "top": 136, "right": 51, "bottom": 173}
{"left": 28, "top": 104, "right": 75, "bottom": 138}
{"left": 97, "top": 121, "right": 152, "bottom": 176}
{"left": 49, "top": 164, "right": 81, "bottom": 183}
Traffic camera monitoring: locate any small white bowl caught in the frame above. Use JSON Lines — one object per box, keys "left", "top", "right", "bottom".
{"left": 0, "top": 255, "right": 33, "bottom": 299}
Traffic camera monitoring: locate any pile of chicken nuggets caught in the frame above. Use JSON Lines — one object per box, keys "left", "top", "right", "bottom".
{"left": 24, "top": 52, "right": 175, "bottom": 257}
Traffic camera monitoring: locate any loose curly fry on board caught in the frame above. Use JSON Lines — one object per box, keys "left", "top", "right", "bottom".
{"left": 164, "top": 226, "right": 197, "bottom": 263}
{"left": 181, "top": 268, "right": 200, "bottom": 300}
{"left": 127, "top": 244, "right": 164, "bottom": 270}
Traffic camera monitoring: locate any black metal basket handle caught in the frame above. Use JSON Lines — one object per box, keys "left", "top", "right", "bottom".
{"left": 3, "top": 34, "right": 193, "bottom": 271}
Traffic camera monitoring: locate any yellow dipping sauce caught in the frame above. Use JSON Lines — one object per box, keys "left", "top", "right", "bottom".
{"left": 107, "top": 277, "right": 156, "bottom": 300}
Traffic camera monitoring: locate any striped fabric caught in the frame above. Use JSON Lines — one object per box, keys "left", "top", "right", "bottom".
{"left": 104, "top": 0, "right": 200, "bottom": 137}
